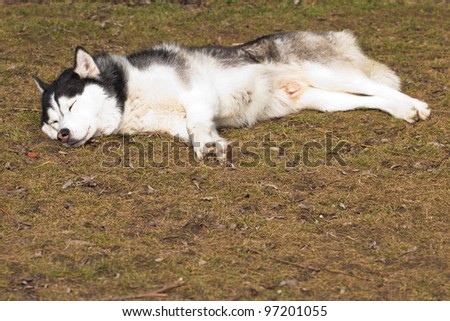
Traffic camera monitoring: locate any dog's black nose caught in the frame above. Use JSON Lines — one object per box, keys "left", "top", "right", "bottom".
{"left": 57, "top": 128, "right": 70, "bottom": 143}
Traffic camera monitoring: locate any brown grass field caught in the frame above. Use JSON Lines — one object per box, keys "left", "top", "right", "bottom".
{"left": 1, "top": 1, "right": 449, "bottom": 300}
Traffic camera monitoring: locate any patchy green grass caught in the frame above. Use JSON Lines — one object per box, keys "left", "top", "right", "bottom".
{"left": 1, "top": 1, "right": 449, "bottom": 300}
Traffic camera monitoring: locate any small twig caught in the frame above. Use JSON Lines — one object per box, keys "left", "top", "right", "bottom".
{"left": 359, "top": 143, "right": 444, "bottom": 163}
{"left": 109, "top": 293, "right": 168, "bottom": 300}
{"left": 104, "top": 280, "right": 185, "bottom": 301}
{"left": 9, "top": 107, "right": 39, "bottom": 112}
{"left": 376, "top": 52, "right": 449, "bottom": 57}
{"left": 333, "top": 232, "right": 358, "bottom": 242}
{"left": 321, "top": 267, "right": 372, "bottom": 281}
{"left": 247, "top": 248, "right": 320, "bottom": 272}
{"left": 0, "top": 208, "right": 33, "bottom": 227}
{"left": 247, "top": 248, "right": 372, "bottom": 282}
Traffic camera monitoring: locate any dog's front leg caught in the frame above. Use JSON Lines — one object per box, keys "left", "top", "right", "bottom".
{"left": 181, "top": 92, "right": 228, "bottom": 160}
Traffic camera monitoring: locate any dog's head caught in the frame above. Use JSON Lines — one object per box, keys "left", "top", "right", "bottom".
{"left": 35, "top": 47, "right": 124, "bottom": 147}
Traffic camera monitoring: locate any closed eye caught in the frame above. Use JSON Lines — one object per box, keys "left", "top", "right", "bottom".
{"left": 51, "top": 120, "right": 58, "bottom": 124}
{"left": 69, "top": 100, "right": 77, "bottom": 112}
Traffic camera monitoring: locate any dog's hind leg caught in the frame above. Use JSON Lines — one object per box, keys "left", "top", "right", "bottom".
{"left": 296, "top": 87, "right": 427, "bottom": 122}
{"left": 300, "top": 63, "right": 430, "bottom": 122}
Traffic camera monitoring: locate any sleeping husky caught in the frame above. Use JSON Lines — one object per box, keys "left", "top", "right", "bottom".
{"left": 35, "top": 30, "right": 430, "bottom": 159}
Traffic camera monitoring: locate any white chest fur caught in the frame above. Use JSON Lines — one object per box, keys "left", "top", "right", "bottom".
{"left": 117, "top": 66, "right": 189, "bottom": 139}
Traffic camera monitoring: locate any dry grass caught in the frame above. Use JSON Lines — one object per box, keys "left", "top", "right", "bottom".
{"left": 1, "top": 1, "right": 449, "bottom": 300}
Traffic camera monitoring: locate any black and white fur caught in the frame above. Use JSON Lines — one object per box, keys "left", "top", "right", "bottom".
{"left": 35, "top": 30, "right": 430, "bottom": 159}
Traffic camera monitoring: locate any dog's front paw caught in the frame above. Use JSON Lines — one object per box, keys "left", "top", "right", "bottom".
{"left": 193, "top": 138, "right": 228, "bottom": 162}
{"left": 394, "top": 99, "right": 430, "bottom": 123}
{"left": 413, "top": 99, "right": 431, "bottom": 121}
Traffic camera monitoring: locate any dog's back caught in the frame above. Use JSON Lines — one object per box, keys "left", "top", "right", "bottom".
{"left": 236, "top": 30, "right": 400, "bottom": 89}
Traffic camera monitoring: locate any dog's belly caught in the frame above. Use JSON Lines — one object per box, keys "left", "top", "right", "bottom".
{"left": 214, "top": 68, "right": 310, "bottom": 128}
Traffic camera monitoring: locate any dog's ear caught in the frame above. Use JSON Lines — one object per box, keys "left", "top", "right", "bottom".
{"left": 34, "top": 76, "right": 49, "bottom": 93}
{"left": 74, "top": 46, "right": 100, "bottom": 78}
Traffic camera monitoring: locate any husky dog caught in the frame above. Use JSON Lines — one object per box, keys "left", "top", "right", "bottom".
{"left": 35, "top": 31, "right": 430, "bottom": 159}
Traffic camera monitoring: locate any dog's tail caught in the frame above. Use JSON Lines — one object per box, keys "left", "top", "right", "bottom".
{"left": 331, "top": 31, "right": 401, "bottom": 90}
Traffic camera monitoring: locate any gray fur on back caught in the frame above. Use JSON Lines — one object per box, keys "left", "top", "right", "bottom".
{"left": 237, "top": 31, "right": 357, "bottom": 64}
{"left": 122, "top": 31, "right": 359, "bottom": 74}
